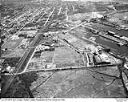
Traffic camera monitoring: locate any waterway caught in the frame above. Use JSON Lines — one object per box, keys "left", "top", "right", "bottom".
{"left": 86, "top": 23, "right": 128, "bottom": 57}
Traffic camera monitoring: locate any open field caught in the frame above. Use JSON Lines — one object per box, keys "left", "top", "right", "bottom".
{"left": 2, "top": 37, "right": 23, "bottom": 50}
{"left": 30, "top": 67, "right": 124, "bottom": 98}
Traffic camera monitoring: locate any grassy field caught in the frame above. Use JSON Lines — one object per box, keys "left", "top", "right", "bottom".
{"left": 2, "top": 48, "right": 25, "bottom": 58}
{"left": 53, "top": 46, "right": 84, "bottom": 68}
{"left": 2, "top": 37, "right": 23, "bottom": 50}
{"left": 30, "top": 66, "right": 125, "bottom": 98}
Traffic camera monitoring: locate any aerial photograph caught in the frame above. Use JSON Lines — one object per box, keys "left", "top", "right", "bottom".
{"left": 1, "top": 0, "right": 128, "bottom": 98}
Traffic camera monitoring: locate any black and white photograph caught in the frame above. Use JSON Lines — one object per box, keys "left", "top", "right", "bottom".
{"left": 1, "top": 0, "right": 128, "bottom": 100}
